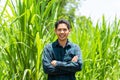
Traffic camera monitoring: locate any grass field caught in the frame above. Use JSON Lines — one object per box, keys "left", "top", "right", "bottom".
{"left": 0, "top": 0, "right": 120, "bottom": 80}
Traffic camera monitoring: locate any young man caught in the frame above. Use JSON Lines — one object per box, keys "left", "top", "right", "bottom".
{"left": 42, "top": 19, "right": 82, "bottom": 80}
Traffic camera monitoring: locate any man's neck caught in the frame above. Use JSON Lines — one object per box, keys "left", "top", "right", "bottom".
{"left": 58, "top": 39, "right": 67, "bottom": 48}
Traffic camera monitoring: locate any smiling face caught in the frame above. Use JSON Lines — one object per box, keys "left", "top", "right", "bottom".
{"left": 55, "top": 23, "right": 70, "bottom": 42}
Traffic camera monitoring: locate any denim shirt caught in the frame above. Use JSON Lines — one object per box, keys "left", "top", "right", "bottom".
{"left": 42, "top": 39, "right": 82, "bottom": 80}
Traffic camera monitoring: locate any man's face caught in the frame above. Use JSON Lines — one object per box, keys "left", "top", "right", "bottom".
{"left": 55, "top": 23, "right": 70, "bottom": 41}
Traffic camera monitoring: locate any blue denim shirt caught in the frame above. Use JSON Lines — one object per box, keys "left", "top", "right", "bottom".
{"left": 42, "top": 39, "right": 82, "bottom": 80}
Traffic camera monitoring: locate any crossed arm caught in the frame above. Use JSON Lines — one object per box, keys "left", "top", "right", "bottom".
{"left": 51, "top": 56, "right": 78, "bottom": 66}
{"left": 51, "top": 55, "right": 81, "bottom": 72}
{"left": 42, "top": 45, "right": 82, "bottom": 75}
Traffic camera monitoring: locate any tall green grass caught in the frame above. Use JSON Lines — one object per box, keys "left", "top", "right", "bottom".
{"left": 69, "top": 16, "right": 120, "bottom": 80}
{"left": 0, "top": 0, "right": 61, "bottom": 79}
{"left": 0, "top": 0, "right": 120, "bottom": 80}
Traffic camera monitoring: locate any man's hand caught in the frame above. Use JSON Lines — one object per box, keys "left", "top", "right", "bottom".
{"left": 51, "top": 56, "right": 78, "bottom": 67}
{"left": 71, "top": 56, "right": 78, "bottom": 62}
{"left": 51, "top": 60, "right": 57, "bottom": 67}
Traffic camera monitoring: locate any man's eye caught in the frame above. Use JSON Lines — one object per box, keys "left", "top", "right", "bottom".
{"left": 57, "top": 29, "right": 67, "bottom": 32}
{"left": 63, "top": 29, "right": 67, "bottom": 31}
{"left": 58, "top": 29, "right": 61, "bottom": 31}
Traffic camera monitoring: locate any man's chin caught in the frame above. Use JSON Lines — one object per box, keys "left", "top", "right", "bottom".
{"left": 58, "top": 38, "right": 67, "bottom": 41}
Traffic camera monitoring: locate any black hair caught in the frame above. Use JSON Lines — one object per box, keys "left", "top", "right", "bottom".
{"left": 55, "top": 19, "right": 71, "bottom": 29}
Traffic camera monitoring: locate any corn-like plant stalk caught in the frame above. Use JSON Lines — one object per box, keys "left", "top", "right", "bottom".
{"left": 0, "top": 0, "right": 62, "bottom": 79}
{"left": 0, "top": 0, "right": 120, "bottom": 80}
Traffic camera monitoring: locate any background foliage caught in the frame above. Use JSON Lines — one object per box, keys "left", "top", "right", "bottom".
{"left": 0, "top": 0, "right": 120, "bottom": 80}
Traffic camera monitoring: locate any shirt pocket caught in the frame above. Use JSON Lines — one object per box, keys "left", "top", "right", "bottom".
{"left": 63, "top": 50, "right": 75, "bottom": 62}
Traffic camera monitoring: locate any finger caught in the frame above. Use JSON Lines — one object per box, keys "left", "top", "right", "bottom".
{"left": 72, "top": 56, "right": 78, "bottom": 62}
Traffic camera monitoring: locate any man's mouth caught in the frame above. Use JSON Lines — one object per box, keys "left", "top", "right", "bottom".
{"left": 59, "top": 35, "right": 65, "bottom": 38}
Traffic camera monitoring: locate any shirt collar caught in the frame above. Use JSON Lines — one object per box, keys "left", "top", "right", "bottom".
{"left": 53, "top": 39, "right": 71, "bottom": 48}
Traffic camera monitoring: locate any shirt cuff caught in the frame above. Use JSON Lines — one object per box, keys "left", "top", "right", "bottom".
{"left": 56, "top": 61, "right": 64, "bottom": 67}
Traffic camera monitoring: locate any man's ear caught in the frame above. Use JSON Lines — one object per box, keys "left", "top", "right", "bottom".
{"left": 69, "top": 29, "right": 71, "bottom": 32}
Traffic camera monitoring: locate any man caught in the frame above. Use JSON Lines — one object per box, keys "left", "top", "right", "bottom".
{"left": 42, "top": 19, "right": 82, "bottom": 80}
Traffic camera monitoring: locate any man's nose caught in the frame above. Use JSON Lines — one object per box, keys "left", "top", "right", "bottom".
{"left": 60, "top": 30, "right": 64, "bottom": 33}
